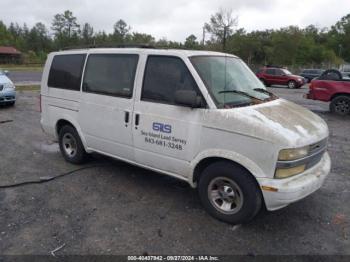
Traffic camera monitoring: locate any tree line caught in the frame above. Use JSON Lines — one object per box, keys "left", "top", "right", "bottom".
{"left": 0, "top": 9, "right": 349, "bottom": 68}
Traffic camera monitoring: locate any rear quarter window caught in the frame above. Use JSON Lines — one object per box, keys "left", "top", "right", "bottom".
{"left": 48, "top": 54, "right": 86, "bottom": 91}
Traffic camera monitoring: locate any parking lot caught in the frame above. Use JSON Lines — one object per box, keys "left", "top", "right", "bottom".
{"left": 0, "top": 86, "right": 349, "bottom": 255}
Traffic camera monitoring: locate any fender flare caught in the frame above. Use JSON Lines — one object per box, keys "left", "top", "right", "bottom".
{"left": 55, "top": 115, "right": 90, "bottom": 153}
{"left": 188, "top": 149, "right": 266, "bottom": 187}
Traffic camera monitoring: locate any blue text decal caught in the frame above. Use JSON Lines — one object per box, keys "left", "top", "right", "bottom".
{"left": 153, "top": 122, "right": 172, "bottom": 134}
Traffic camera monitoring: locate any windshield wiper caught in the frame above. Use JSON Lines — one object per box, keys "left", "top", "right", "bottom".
{"left": 218, "top": 90, "right": 264, "bottom": 101}
{"left": 253, "top": 88, "right": 277, "bottom": 99}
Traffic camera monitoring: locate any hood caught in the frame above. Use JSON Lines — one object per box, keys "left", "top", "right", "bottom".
{"left": 0, "top": 74, "right": 13, "bottom": 85}
{"left": 204, "top": 98, "right": 328, "bottom": 147}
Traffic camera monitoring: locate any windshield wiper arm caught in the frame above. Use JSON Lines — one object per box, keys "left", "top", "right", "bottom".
{"left": 218, "top": 90, "right": 264, "bottom": 101}
{"left": 253, "top": 88, "right": 276, "bottom": 99}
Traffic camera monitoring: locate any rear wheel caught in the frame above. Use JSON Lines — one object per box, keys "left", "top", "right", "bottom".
{"left": 58, "top": 125, "right": 87, "bottom": 164}
{"left": 287, "top": 80, "right": 297, "bottom": 89}
{"left": 330, "top": 95, "right": 350, "bottom": 116}
{"left": 198, "top": 161, "right": 262, "bottom": 224}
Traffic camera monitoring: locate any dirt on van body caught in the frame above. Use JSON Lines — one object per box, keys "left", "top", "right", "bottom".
{"left": 0, "top": 87, "right": 349, "bottom": 256}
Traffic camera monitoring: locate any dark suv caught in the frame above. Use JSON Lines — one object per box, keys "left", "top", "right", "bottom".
{"left": 300, "top": 69, "right": 324, "bottom": 83}
{"left": 256, "top": 66, "right": 305, "bottom": 89}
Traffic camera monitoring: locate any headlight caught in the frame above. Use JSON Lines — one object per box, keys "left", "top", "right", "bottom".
{"left": 4, "top": 83, "right": 15, "bottom": 89}
{"left": 275, "top": 146, "right": 310, "bottom": 179}
{"left": 278, "top": 146, "right": 309, "bottom": 161}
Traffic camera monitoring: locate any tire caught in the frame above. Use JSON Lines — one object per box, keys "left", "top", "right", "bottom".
{"left": 320, "top": 69, "right": 342, "bottom": 81}
{"left": 58, "top": 125, "right": 87, "bottom": 164}
{"left": 287, "top": 80, "right": 297, "bottom": 89}
{"left": 330, "top": 95, "right": 350, "bottom": 116}
{"left": 198, "top": 161, "right": 262, "bottom": 224}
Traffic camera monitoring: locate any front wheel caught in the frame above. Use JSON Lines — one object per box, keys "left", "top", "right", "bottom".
{"left": 198, "top": 161, "right": 262, "bottom": 224}
{"left": 330, "top": 96, "right": 350, "bottom": 116}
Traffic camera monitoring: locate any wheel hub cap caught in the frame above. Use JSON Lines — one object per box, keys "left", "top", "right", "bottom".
{"left": 335, "top": 100, "right": 350, "bottom": 114}
{"left": 208, "top": 177, "right": 243, "bottom": 214}
{"left": 62, "top": 133, "right": 77, "bottom": 158}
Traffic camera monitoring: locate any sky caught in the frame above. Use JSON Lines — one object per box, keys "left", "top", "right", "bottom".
{"left": 0, "top": 0, "right": 349, "bottom": 41}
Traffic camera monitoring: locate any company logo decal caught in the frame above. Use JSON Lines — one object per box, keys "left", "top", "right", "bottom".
{"left": 152, "top": 122, "right": 172, "bottom": 134}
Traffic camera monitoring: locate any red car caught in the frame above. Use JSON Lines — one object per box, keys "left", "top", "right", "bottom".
{"left": 256, "top": 66, "right": 305, "bottom": 88}
{"left": 306, "top": 72, "right": 350, "bottom": 116}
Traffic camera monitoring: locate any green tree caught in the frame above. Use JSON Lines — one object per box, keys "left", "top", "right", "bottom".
{"left": 113, "top": 19, "right": 130, "bottom": 43}
{"left": 81, "top": 23, "right": 94, "bottom": 45}
{"left": 184, "top": 34, "right": 199, "bottom": 49}
{"left": 328, "top": 14, "right": 350, "bottom": 62}
{"left": 204, "top": 9, "right": 238, "bottom": 51}
{"left": 52, "top": 10, "right": 80, "bottom": 48}
{"left": 130, "top": 32, "right": 155, "bottom": 44}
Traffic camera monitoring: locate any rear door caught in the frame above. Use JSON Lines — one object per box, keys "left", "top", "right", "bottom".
{"left": 265, "top": 68, "right": 277, "bottom": 84}
{"left": 78, "top": 53, "right": 139, "bottom": 161}
{"left": 132, "top": 55, "right": 206, "bottom": 178}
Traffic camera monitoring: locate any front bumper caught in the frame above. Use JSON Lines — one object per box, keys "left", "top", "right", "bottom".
{"left": 0, "top": 89, "right": 16, "bottom": 104}
{"left": 257, "top": 152, "right": 331, "bottom": 211}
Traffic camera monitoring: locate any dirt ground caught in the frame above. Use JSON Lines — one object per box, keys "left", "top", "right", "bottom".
{"left": 0, "top": 86, "right": 349, "bottom": 256}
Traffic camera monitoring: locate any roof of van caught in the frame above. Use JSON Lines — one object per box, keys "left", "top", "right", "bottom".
{"left": 49, "top": 48, "right": 238, "bottom": 58}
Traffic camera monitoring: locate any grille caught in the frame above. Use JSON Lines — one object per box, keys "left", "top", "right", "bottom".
{"left": 309, "top": 138, "right": 327, "bottom": 155}
{"left": 306, "top": 138, "right": 328, "bottom": 169}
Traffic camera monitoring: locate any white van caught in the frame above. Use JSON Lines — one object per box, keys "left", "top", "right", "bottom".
{"left": 41, "top": 48, "right": 331, "bottom": 224}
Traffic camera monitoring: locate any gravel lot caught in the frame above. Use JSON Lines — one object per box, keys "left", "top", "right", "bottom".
{"left": 0, "top": 86, "right": 349, "bottom": 256}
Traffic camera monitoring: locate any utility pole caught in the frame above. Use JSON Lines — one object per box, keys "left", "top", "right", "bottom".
{"left": 202, "top": 26, "right": 206, "bottom": 46}
{"left": 223, "top": 26, "right": 227, "bottom": 52}
{"left": 339, "top": 44, "right": 343, "bottom": 58}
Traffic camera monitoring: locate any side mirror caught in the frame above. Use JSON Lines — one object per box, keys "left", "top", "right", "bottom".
{"left": 175, "top": 90, "right": 203, "bottom": 108}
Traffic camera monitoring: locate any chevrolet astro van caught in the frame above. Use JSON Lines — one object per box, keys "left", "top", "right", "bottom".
{"left": 41, "top": 48, "right": 331, "bottom": 224}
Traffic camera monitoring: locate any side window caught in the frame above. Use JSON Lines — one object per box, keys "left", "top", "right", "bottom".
{"left": 266, "top": 69, "right": 275, "bottom": 75}
{"left": 141, "top": 56, "right": 201, "bottom": 105}
{"left": 275, "top": 69, "right": 284, "bottom": 76}
{"left": 48, "top": 54, "right": 86, "bottom": 91}
{"left": 82, "top": 54, "right": 139, "bottom": 98}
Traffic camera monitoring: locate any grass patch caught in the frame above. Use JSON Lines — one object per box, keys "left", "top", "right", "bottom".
{"left": 16, "top": 85, "right": 40, "bottom": 91}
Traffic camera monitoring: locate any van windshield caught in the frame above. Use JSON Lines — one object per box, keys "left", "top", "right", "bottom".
{"left": 190, "top": 56, "right": 277, "bottom": 109}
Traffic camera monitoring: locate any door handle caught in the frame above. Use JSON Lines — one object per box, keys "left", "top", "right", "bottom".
{"left": 135, "top": 113, "right": 140, "bottom": 129}
{"left": 124, "top": 111, "right": 129, "bottom": 127}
